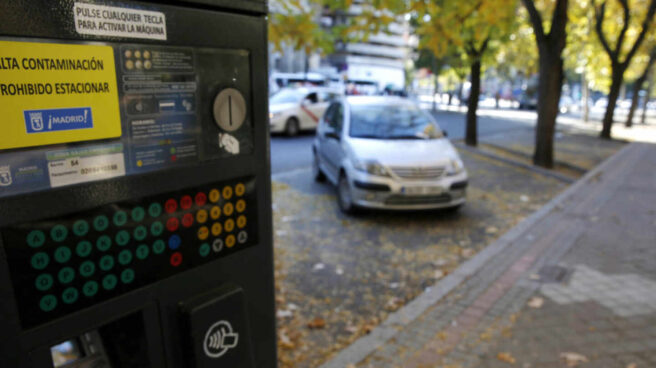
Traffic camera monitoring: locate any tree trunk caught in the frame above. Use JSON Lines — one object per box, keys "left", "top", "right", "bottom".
{"left": 448, "top": 92, "right": 453, "bottom": 105}
{"left": 432, "top": 54, "right": 438, "bottom": 112}
{"left": 626, "top": 79, "right": 644, "bottom": 127}
{"left": 641, "top": 72, "right": 653, "bottom": 124}
{"left": 601, "top": 65, "right": 625, "bottom": 139}
{"left": 582, "top": 72, "right": 589, "bottom": 122}
{"left": 304, "top": 53, "right": 309, "bottom": 83}
{"left": 534, "top": 54, "right": 564, "bottom": 168}
{"left": 466, "top": 60, "right": 481, "bottom": 146}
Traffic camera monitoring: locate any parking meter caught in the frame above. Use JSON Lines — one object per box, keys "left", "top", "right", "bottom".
{"left": 0, "top": 0, "right": 275, "bottom": 367}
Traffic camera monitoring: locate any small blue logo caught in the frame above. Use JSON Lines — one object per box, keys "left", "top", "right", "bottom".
{"left": 24, "top": 107, "right": 93, "bottom": 134}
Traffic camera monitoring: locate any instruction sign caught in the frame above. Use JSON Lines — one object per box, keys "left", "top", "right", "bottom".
{"left": 0, "top": 41, "right": 121, "bottom": 150}
{"left": 74, "top": 2, "right": 167, "bottom": 40}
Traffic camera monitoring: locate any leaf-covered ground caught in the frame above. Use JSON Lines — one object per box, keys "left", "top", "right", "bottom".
{"left": 272, "top": 149, "right": 570, "bottom": 367}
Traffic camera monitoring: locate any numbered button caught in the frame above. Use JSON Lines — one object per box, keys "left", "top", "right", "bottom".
{"left": 209, "top": 189, "right": 220, "bottom": 203}
{"left": 58, "top": 267, "right": 75, "bottom": 284}
{"left": 39, "top": 295, "right": 57, "bottom": 312}
{"left": 76, "top": 241, "right": 93, "bottom": 257}
{"left": 150, "top": 221, "right": 164, "bottom": 236}
{"left": 168, "top": 234, "right": 181, "bottom": 250}
{"left": 134, "top": 225, "right": 148, "bottom": 241}
{"left": 62, "top": 287, "right": 78, "bottom": 304}
{"left": 35, "top": 274, "right": 54, "bottom": 291}
{"left": 180, "top": 195, "right": 193, "bottom": 210}
{"left": 153, "top": 239, "right": 166, "bottom": 254}
{"left": 236, "top": 199, "right": 246, "bottom": 213}
{"left": 131, "top": 207, "right": 145, "bottom": 222}
{"left": 226, "top": 235, "right": 236, "bottom": 248}
{"left": 31, "top": 252, "right": 50, "bottom": 270}
{"left": 222, "top": 186, "right": 233, "bottom": 200}
{"left": 210, "top": 206, "right": 221, "bottom": 220}
{"left": 83, "top": 281, "right": 99, "bottom": 297}
{"left": 73, "top": 220, "right": 89, "bottom": 236}
{"left": 195, "top": 192, "right": 207, "bottom": 206}
{"left": 196, "top": 209, "right": 208, "bottom": 224}
{"left": 148, "top": 203, "right": 162, "bottom": 218}
{"left": 136, "top": 244, "right": 150, "bottom": 260}
{"left": 93, "top": 215, "right": 109, "bottom": 232}
{"left": 102, "top": 274, "right": 117, "bottom": 290}
{"left": 27, "top": 230, "right": 46, "bottom": 248}
{"left": 237, "top": 215, "right": 247, "bottom": 229}
{"left": 169, "top": 252, "right": 183, "bottom": 267}
{"left": 224, "top": 219, "right": 235, "bottom": 233}
{"left": 118, "top": 249, "right": 133, "bottom": 265}
{"left": 238, "top": 231, "right": 248, "bottom": 244}
{"left": 223, "top": 202, "right": 234, "bottom": 217}
{"left": 79, "top": 261, "right": 96, "bottom": 278}
{"left": 182, "top": 213, "right": 194, "bottom": 228}
{"left": 197, "top": 226, "right": 209, "bottom": 241}
{"left": 235, "top": 183, "right": 246, "bottom": 196}
{"left": 166, "top": 217, "right": 179, "bottom": 232}
{"left": 211, "top": 222, "right": 223, "bottom": 237}
{"left": 99, "top": 255, "right": 115, "bottom": 271}
{"left": 54, "top": 246, "right": 72, "bottom": 263}
{"left": 96, "top": 235, "right": 112, "bottom": 252}
{"left": 113, "top": 211, "right": 128, "bottom": 226}
{"left": 199, "top": 243, "right": 210, "bottom": 257}
{"left": 50, "top": 225, "right": 68, "bottom": 242}
{"left": 212, "top": 238, "right": 224, "bottom": 253}
{"left": 115, "top": 230, "right": 130, "bottom": 246}
{"left": 165, "top": 199, "right": 177, "bottom": 214}
{"left": 121, "top": 268, "right": 135, "bottom": 284}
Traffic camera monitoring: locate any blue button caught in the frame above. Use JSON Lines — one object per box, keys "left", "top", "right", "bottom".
{"left": 168, "top": 234, "right": 181, "bottom": 250}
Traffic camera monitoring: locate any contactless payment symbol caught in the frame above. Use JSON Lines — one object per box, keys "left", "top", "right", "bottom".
{"left": 203, "top": 320, "right": 239, "bottom": 359}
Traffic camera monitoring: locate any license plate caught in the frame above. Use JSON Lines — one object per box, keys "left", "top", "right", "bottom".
{"left": 401, "top": 186, "right": 443, "bottom": 195}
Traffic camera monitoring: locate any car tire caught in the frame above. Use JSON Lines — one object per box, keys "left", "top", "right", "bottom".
{"left": 285, "top": 117, "right": 300, "bottom": 137}
{"left": 337, "top": 174, "right": 355, "bottom": 214}
{"left": 312, "top": 150, "right": 326, "bottom": 182}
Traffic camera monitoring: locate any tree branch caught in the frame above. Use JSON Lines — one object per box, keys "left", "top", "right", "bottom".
{"left": 623, "top": 0, "right": 656, "bottom": 65}
{"left": 549, "top": 0, "right": 569, "bottom": 52}
{"left": 521, "top": 0, "right": 546, "bottom": 44}
{"left": 615, "top": 0, "right": 631, "bottom": 55}
{"left": 594, "top": 1, "right": 616, "bottom": 62}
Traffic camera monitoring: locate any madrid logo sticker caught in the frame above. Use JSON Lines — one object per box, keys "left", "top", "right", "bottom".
{"left": 0, "top": 166, "right": 12, "bottom": 187}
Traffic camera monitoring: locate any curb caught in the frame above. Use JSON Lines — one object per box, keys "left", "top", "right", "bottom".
{"left": 319, "top": 143, "right": 637, "bottom": 368}
{"left": 479, "top": 142, "right": 587, "bottom": 175}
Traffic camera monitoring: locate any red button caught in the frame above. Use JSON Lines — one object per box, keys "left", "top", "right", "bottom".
{"left": 165, "top": 199, "right": 178, "bottom": 214}
{"left": 170, "top": 252, "right": 183, "bottom": 267}
{"left": 195, "top": 192, "right": 207, "bottom": 207}
{"left": 181, "top": 213, "right": 194, "bottom": 228}
{"left": 166, "top": 217, "right": 179, "bottom": 232}
{"left": 180, "top": 195, "right": 193, "bottom": 210}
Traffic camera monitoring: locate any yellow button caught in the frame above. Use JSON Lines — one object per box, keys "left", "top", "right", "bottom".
{"left": 222, "top": 186, "right": 233, "bottom": 200}
{"left": 211, "top": 222, "right": 223, "bottom": 236}
{"left": 210, "top": 206, "right": 221, "bottom": 220}
{"left": 224, "top": 219, "right": 235, "bottom": 232}
{"left": 196, "top": 209, "right": 208, "bottom": 224}
{"left": 197, "top": 226, "right": 209, "bottom": 240}
{"left": 235, "top": 183, "right": 246, "bottom": 196}
{"left": 223, "top": 202, "right": 234, "bottom": 217}
{"left": 209, "top": 189, "right": 220, "bottom": 203}
{"left": 226, "top": 235, "right": 236, "bottom": 248}
{"left": 237, "top": 215, "right": 247, "bottom": 229}
{"left": 236, "top": 199, "right": 246, "bottom": 213}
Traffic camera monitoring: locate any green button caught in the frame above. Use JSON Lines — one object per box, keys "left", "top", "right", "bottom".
{"left": 115, "top": 230, "right": 130, "bottom": 246}
{"left": 136, "top": 244, "right": 150, "bottom": 260}
{"left": 96, "top": 235, "right": 112, "bottom": 252}
{"left": 102, "top": 274, "right": 117, "bottom": 290}
{"left": 54, "top": 246, "right": 72, "bottom": 263}
{"left": 31, "top": 252, "right": 50, "bottom": 270}
{"left": 118, "top": 249, "right": 133, "bottom": 265}
{"left": 82, "top": 281, "right": 98, "bottom": 297}
{"left": 93, "top": 215, "right": 109, "bottom": 231}
{"left": 131, "top": 207, "right": 145, "bottom": 222}
{"left": 152, "top": 239, "right": 165, "bottom": 254}
{"left": 39, "top": 295, "right": 57, "bottom": 312}
{"left": 134, "top": 225, "right": 147, "bottom": 241}
{"left": 79, "top": 261, "right": 95, "bottom": 277}
{"left": 150, "top": 221, "right": 164, "bottom": 236}
{"left": 121, "top": 268, "right": 135, "bottom": 284}
{"left": 76, "top": 241, "right": 93, "bottom": 257}
{"left": 73, "top": 220, "right": 89, "bottom": 236}
{"left": 27, "top": 230, "right": 46, "bottom": 248}
{"left": 35, "top": 274, "right": 54, "bottom": 291}
{"left": 50, "top": 225, "right": 68, "bottom": 242}
{"left": 99, "top": 255, "right": 114, "bottom": 271}
{"left": 199, "top": 243, "right": 210, "bottom": 257}
{"left": 62, "top": 287, "right": 78, "bottom": 304}
{"left": 113, "top": 211, "right": 128, "bottom": 226}
{"left": 148, "top": 203, "right": 162, "bottom": 218}
{"left": 58, "top": 267, "right": 75, "bottom": 284}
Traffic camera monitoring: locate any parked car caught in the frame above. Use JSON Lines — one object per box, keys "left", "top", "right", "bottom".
{"left": 312, "top": 96, "right": 468, "bottom": 213}
{"left": 269, "top": 87, "right": 342, "bottom": 136}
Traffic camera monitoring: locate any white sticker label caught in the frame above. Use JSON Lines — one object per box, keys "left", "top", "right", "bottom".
{"left": 74, "top": 2, "right": 167, "bottom": 40}
{"left": 48, "top": 153, "right": 126, "bottom": 188}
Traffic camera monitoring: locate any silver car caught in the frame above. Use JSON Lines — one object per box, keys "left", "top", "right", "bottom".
{"left": 312, "top": 96, "right": 468, "bottom": 213}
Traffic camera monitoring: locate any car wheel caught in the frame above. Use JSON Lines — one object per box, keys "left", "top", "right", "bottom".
{"left": 312, "top": 150, "right": 326, "bottom": 182}
{"left": 285, "top": 117, "right": 300, "bottom": 137}
{"left": 337, "top": 174, "right": 355, "bottom": 214}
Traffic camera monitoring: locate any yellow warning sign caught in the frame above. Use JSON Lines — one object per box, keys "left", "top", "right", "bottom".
{"left": 0, "top": 40, "right": 121, "bottom": 150}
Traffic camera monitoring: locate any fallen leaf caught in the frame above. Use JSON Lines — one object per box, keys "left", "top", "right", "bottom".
{"left": 307, "top": 317, "right": 326, "bottom": 329}
{"left": 385, "top": 297, "right": 404, "bottom": 311}
{"left": 485, "top": 226, "right": 499, "bottom": 234}
{"left": 335, "top": 266, "right": 344, "bottom": 275}
{"left": 346, "top": 364, "right": 356, "bottom": 368}
{"left": 626, "top": 364, "right": 637, "bottom": 368}
{"left": 520, "top": 195, "right": 530, "bottom": 202}
{"left": 276, "top": 309, "right": 293, "bottom": 318}
{"left": 344, "top": 324, "right": 358, "bottom": 334}
{"left": 312, "top": 263, "right": 325, "bottom": 271}
{"left": 461, "top": 248, "right": 475, "bottom": 258}
{"left": 527, "top": 297, "right": 544, "bottom": 308}
{"left": 362, "top": 324, "right": 376, "bottom": 334}
{"left": 279, "top": 329, "right": 295, "bottom": 349}
{"left": 560, "top": 352, "right": 589, "bottom": 367}
{"left": 434, "top": 269, "right": 446, "bottom": 279}
{"left": 497, "top": 352, "right": 516, "bottom": 364}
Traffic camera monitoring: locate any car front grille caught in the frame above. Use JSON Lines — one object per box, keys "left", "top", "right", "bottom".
{"left": 384, "top": 193, "right": 452, "bottom": 206}
{"left": 390, "top": 166, "right": 446, "bottom": 180}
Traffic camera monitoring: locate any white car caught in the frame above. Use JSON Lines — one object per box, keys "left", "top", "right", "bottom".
{"left": 269, "top": 87, "right": 342, "bottom": 136}
{"left": 312, "top": 96, "right": 468, "bottom": 213}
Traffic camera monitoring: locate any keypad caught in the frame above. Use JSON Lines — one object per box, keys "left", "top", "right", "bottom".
{"left": 3, "top": 177, "right": 257, "bottom": 328}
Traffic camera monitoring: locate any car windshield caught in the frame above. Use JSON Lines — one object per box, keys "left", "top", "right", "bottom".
{"left": 349, "top": 104, "right": 443, "bottom": 139}
{"left": 270, "top": 89, "right": 305, "bottom": 104}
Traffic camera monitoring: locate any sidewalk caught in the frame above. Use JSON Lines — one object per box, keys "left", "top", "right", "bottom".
{"left": 322, "top": 142, "right": 656, "bottom": 368}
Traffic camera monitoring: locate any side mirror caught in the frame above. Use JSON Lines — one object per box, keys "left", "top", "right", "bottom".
{"left": 324, "top": 129, "right": 340, "bottom": 140}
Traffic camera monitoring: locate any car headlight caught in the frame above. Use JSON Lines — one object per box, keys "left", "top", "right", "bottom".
{"left": 269, "top": 112, "right": 281, "bottom": 120}
{"left": 353, "top": 159, "right": 390, "bottom": 177}
{"left": 446, "top": 158, "right": 464, "bottom": 176}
